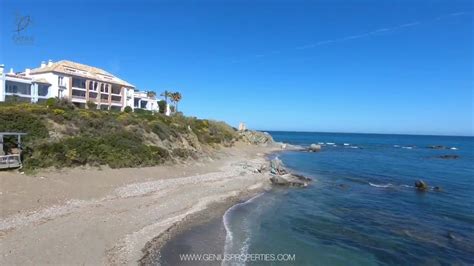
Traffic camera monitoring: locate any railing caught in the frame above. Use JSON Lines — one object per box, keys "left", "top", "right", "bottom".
{"left": 71, "top": 95, "right": 86, "bottom": 99}
{"left": 0, "top": 155, "right": 22, "bottom": 169}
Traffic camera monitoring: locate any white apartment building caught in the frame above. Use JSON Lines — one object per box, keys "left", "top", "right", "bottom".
{"left": 0, "top": 65, "right": 52, "bottom": 103}
{"left": 1, "top": 60, "right": 168, "bottom": 114}
{"left": 23, "top": 60, "right": 135, "bottom": 111}
{"left": 133, "top": 90, "right": 159, "bottom": 112}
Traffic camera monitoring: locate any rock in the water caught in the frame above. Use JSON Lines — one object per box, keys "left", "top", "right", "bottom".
{"left": 338, "top": 184, "right": 349, "bottom": 189}
{"left": 433, "top": 186, "right": 442, "bottom": 192}
{"left": 270, "top": 175, "right": 290, "bottom": 185}
{"left": 415, "top": 179, "right": 428, "bottom": 191}
{"left": 447, "top": 231, "right": 461, "bottom": 241}
{"left": 269, "top": 158, "right": 310, "bottom": 187}
{"left": 438, "top": 155, "right": 460, "bottom": 160}
{"left": 428, "top": 145, "right": 447, "bottom": 150}
{"left": 270, "top": 174, "right": 309, "bottom": 187}
{"left": 308, "top": 144, "right": 321, "bottom": 152}
{"left": 270, "top": 157, "right": 287, "bottom": 175}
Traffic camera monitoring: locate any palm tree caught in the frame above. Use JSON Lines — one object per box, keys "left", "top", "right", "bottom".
{"left": 147, "top": 90, "right": 156, "bottom": 99}
{"left": 160, "top": 90, "right": 171, "bottom": 103}
{"left": 170, "top": 92, "right": 182, "bottom": 112}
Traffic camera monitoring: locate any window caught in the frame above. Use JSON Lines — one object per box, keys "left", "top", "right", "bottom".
{"left": 5, "top": 81, "right": 31, "bottom": 95}
{"left": 38, "top": 85, "right": 50, "bottom": 96}
{"left": 101, "top": 84, "right": 109, "bottom": 93}
{"left": 72, "top": 77, "right": 86, "bottom": 88}
{"left": 58, "top": 76, "right": 64, "bottom": 86}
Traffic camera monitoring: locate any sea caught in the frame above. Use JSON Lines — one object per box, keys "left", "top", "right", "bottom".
{"left": 158, "top": 132, "right": 474, "bottom": 265}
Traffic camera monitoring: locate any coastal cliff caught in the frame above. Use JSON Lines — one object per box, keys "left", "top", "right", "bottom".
{"left": 0, "top": 102, "right": 265, "bottom": 171}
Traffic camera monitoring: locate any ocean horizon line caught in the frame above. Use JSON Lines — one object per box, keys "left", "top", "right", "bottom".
{"left": 259, "top": 130, "right": 474, "bottom": 138}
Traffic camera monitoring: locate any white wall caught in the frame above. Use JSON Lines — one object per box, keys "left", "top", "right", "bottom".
{"left": 0, "top": 72, "right": 5, "bottom": 102}
{"left": 27, "top": 72, "right": 70, "bottom": 99}
{"left": 124, "top": 87, "right": 134, "bottom": 110}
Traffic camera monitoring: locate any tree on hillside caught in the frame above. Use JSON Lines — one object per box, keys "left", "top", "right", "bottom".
{"left": 147, "top": 91, "right": 156, "bottom": 99}
{"left": 170, "top": 92, "right": 182, "bottom": 112}
{"left": 158, "top": 100, "right": 167, "bottom": 114}
{"left": 160, "top": 90, "right": 172, "bottom": 103}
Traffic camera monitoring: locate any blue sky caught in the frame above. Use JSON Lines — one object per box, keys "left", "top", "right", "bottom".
{"left": 1, "top": 0, "right": 473, "bottom": 136}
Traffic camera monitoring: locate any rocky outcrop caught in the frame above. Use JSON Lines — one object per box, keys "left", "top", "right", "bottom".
{"left": 239, "top": 130, "right": 274, "bottom": 145}
{"left": 415, "top": 180, "right": 428, "bottom": 191}
{"left": 428, "top": 145, "right": 448, "bottom": 150}
{"left": 438, "top": 155, "right": 459, "bottom": 160}
{"left": 308, "top": 144, "right": 321, "bottom": 152}
{"left": 269, "top": 158, "right": 311, "bottom": 187}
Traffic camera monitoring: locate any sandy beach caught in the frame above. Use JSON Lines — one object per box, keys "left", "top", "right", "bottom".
{"left": 0, "top": 143, "right": 278, "bottom": 265}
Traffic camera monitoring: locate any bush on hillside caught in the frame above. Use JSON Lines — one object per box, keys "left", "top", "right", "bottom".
{"left": 158, "top": 100, "right": 167, "bottom": 114}
{"left": 44, "top": 97, "right": 58, "bottom": 108}
{"left": 86, "top": 101, "right": 97, "bottom": 110}
{"left": 25, "top": 131, "right": 170, "bottom": 169}
{"left": 0, "top": 103, "right": 238, "bottom": 170}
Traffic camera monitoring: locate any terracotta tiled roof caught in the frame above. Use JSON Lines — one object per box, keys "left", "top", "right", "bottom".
{"left": 29, "top": 60, "right": 134, "bottom": 87}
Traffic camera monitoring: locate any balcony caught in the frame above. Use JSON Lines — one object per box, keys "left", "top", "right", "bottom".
{"left": 71, "top": 89, "right": 86, "bottom": 102}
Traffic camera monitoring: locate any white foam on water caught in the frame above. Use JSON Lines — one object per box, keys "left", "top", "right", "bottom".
{"left": 369, "top": 182, "right": 393, "bottom": 188}
{"left": 326, "top": 142, "right": 335, "bottom": 145}
{"left": 344, "top": 143, "right": 350, "bottom": 146}
{"left": 222, "top": 193, "right": 265, "bottom": 266}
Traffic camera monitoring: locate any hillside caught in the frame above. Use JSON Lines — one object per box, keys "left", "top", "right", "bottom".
{"left": 0, "top": 100, "right": 271, "bottom": 171}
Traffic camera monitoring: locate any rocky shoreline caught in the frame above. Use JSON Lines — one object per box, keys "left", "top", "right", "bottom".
{"left": 139, "top": 135, "right": 311, "bottom": 265}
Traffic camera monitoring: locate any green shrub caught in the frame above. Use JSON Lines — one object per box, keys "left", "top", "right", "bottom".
{"left": 0, "top": 102, "right": 239, "bottom": 170}
{"left": 55, "top": 98, "right": 76, "bottom": 110}
{"left": 172, "top": 148, "right": 192, "bottom": 158}
{"left": 158, "top": 100, "right": 167, "bottom": 114}
{"left": 124, "top": 106, "right": 133, "bottom": 113}
{"left": 149, "top": 120, "right": 177, "bottom": 140}
{"left": 44, "top": 98, "right": 58, "bottom": 108}
{"left": 86, "top": 101, "right": 97, "bottom": 110}
{"left": 24, "top": 131, "right": 171, "bottom": 169}
{"left": 0, "top": 108, "right": 49, "bottom": 140}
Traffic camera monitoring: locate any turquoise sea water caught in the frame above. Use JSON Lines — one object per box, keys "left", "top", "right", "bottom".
{"left": 223, "top": 132, "right": 474, "bottom": 265}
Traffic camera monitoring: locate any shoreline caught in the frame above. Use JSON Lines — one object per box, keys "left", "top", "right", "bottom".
{"left": 139, "top": 188, "right": 268, "bottom": 265}
{"left": 0, "top": 143, "right": 281, "bottom": 265}
{"left": 139, "top": 150, "right": 284, "bottom": 265}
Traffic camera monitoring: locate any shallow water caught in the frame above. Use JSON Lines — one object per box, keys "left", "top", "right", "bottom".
{"left": 234, "top": 132, "right": 474, "bottom": 265}
{"left": 160, "top": 132, "right": 474, "bottom": 265}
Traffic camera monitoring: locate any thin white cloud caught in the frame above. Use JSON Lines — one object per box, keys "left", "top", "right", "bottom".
{"left": 231, "top": 11, "right": 470, "bottom": 63}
